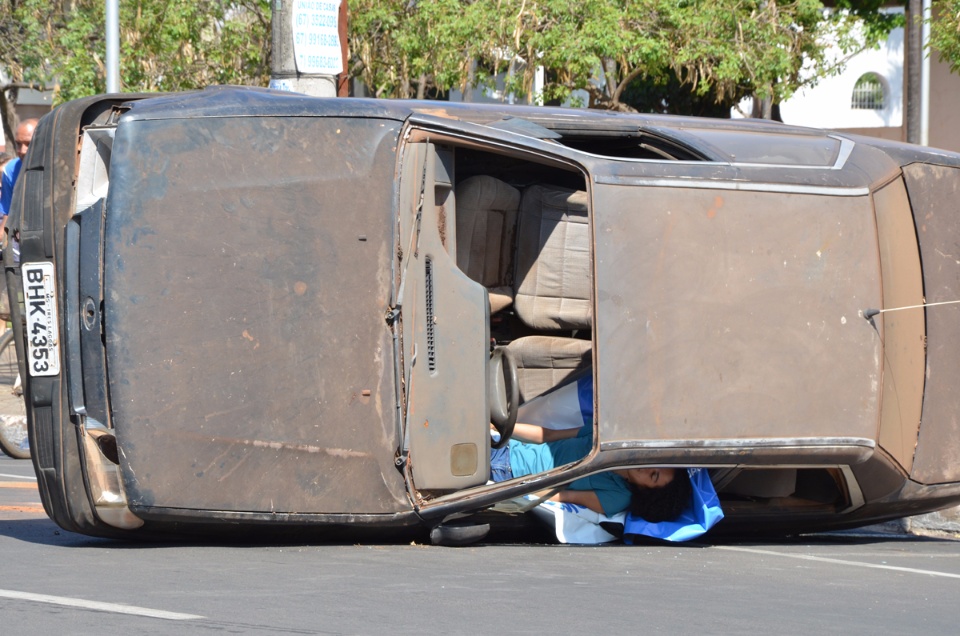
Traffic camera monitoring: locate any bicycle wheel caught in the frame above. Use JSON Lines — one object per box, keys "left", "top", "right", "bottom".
{"left": 0, "top": 329, "right": 29, "bottom": 459}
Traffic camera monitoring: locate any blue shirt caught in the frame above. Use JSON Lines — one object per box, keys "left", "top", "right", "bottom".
{"left": 0, "top": 157, "right": 21, "bottom": 216}
{"left": 508, "top": 427, "right": 633, "bottom": 516}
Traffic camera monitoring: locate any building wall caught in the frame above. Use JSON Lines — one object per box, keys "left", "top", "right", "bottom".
{"left": 834, "top": 125, "right": 904, "bottom": 142}
{"left": 0, "top": 88, "right": 53, "bottom": 154}
{"left": 761, "top": 8, "right": 960, "bottom": 155}
{"left": 927, "top": 53, "right": 960, "bottom": 152}
{"left": 776, "top": 15, "right": 905, "bottom": 131}
{"left": 839, "top": 48, "right": 960, "bottom": 153}
{"left": 15, "top": 104, "right": 51, "bottom": 122}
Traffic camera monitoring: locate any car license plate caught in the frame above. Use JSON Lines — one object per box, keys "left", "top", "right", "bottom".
{"left": 22, "top": 261, "right": 61, "bottom": 377}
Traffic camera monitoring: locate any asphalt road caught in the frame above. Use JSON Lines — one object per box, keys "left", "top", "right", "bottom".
{"left": 2, "top": 454, "right": 959, "bottom": 635}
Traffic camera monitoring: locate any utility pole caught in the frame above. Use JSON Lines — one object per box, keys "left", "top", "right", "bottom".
{"left": 906, "top": 0, "right": 922, "bottom": 144}
{"left": 106, "top": 0, "right": 120, "bottom": 93}
{"left": 921, "top": 0, "right": 931, "bottom": 146}
{"left": 906, "top": 0, "right": 932, "bottom": 146}
{"left": 270, "top": 0, "right": 349, "bottom": 97}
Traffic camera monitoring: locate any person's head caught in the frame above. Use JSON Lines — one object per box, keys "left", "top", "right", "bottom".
{"left": 624, "top": 467, "right": 692, "bottom": 522}
{"left": 13, "top": 119, "right": 38, "bottom": 161}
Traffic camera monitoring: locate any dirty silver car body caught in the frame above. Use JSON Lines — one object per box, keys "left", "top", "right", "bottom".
{"left": 10, "top": 86, "right": 960, "bottom": 540}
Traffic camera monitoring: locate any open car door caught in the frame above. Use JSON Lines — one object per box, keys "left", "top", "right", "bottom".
{"left": 396, "top": 142, "right": 493, "bottom": 492}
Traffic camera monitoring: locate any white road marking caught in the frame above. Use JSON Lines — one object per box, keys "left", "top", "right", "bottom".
{"left": 0, "top": 589, "right": 204, "bottom": 620}
{"left": 717, "top": 545, "right": 960, "bottom": 580}
{"left": 0, "top": 473, "right": 35, "bottom": 480}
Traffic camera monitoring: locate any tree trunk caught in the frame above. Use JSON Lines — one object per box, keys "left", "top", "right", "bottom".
{"left": 401, "top": 59, "right": 411, "bottom": 99}
{"left": 0, "top": 87, "right": 19, "bottom": 155}
{"left": 463, "top": 59, "right": 477, "bottom": 102}
{"left": 416, "top": 74, "right": 426, "bottom": 100}
{"left": 602, "top": 58, "right": 618, "bottom": 104}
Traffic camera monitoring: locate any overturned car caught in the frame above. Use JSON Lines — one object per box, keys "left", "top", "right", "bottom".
{"left": 9, "top": 86, "right": 960, "bottom": 541}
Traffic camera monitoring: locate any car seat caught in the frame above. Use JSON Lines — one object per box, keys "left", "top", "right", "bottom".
{"left": 507, "top": 184, "right": 593, "bottom": 402}
{"left": 454, "top": 175, "right": 521, "bottom": 314}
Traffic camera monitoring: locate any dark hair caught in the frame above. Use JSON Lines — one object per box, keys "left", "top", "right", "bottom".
{"left": 628, "top": 469, "right": 692, "bottom": 522}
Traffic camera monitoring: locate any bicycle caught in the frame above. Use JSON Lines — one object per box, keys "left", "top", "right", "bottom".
{"left": 0, "top": 327, "right": 28, "bottom": 459}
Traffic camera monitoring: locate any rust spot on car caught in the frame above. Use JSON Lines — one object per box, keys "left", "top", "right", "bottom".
{"left": 438, "top": 205, "right": 447, "bottom": 246}
{"left": 211, "top": 436, "right": 373, "bottom": 459}
{"left": 412, "top": 108, "right": 458, "bottom": 119}
{"left": 241, "top": 330, "right": 260, "bottom": 349}
{"left": 707, "top": 195, "right": 724, "bottom": 219}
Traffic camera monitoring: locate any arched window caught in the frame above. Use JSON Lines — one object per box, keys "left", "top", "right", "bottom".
{"left": 851, "top": 73, "right": 886, "bottom": 110}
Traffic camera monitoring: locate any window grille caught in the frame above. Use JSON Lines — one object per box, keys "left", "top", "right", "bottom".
{"left": 851, "top": 73, "right": 885, "bottom": 110}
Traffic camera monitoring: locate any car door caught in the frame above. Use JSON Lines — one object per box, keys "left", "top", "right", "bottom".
{"left": 395, "top": 140, "right": 495, "bottom": 493}
{"left": 588, "top": 138, "right": 912, "bottom": 468}
{"left": 394, "top": 116, "right": 599, "bottom": 513}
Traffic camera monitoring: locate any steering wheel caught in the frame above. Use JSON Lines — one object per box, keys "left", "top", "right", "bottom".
{"left": 488, "top": 346, "right": 519, "bottom": 449}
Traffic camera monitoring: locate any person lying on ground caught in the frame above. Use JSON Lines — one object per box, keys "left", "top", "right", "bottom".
{"left": 490, "top": 422, "right": 692, "bottom": 522}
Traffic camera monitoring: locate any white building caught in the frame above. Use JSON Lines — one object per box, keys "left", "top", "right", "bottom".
{"left": 779, "top": 16, "right": 904, "bottom": 131}
{"left": 739, "top": 7, "right": 960, "bottom": 153}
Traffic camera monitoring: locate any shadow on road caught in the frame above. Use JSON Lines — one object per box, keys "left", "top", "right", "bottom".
{"left": 0, "top": 504, "right": 956, "bottom": 549}
{"left": 0, "top": 517, "right": 116, "bottom": 547}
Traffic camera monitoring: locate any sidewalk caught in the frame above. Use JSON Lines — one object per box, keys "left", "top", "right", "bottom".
{"left": 0, "top": 371, "right": 27, "bottom": 456}
{"left": 906, "top": 507, "right": 960, "bottom": 537}
{"left": 0, "top": 377, "right": 24, "bottom": 413}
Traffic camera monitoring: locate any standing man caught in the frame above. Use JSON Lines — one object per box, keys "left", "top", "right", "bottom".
{"left": 1, "top": 118, "right": 39, "bottom": 234}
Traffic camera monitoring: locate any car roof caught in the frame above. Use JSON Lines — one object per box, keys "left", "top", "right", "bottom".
{"left": 116, "top": 86, "right": 842, "bottom": 159}
{"left": 121, "top": 85, "right": 960, "bottom": 170}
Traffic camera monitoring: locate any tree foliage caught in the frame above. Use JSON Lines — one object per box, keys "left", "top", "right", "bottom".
{"left": 0, "top": 0, "right": 923, "bottom": 136}
{"left": 834, "top": 0, "right": 906, "bottom": 43}
{"left": 928, "top": 0, "right": 960, "bottom": 74}
{"left": 348, "top": 0, "right": 897, "bottom": 115}
{"left": 0, "top": 0, "right": 271, "bottom": 141}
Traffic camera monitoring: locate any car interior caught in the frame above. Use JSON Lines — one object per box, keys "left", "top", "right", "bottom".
{"left": 453, "top": 149, "right": 593, "bottom": 404}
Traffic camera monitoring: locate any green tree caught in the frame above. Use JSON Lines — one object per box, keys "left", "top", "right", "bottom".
{"left": 928, "top": 0, "right": 960, "bottom": 73}
{"left": 0, "top": 0, "right": 270, "bottom": 144}
{"left": 349, "top": 0, "right": 484, "bottom": 99}
{"left": 348, "top": 0, "right": 896, "bottom": 117}
{"left": 620, "top": 68, "right": 734, "bottom": 117}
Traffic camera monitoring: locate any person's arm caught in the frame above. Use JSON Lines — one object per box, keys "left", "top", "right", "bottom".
{"left": 511, "top": 422, "right": 582, "bottom": 444}
{"left": 549, "top": 489, "right": 605, "bottom": 514}
{"left": 0, "top": 164, "right": 12, "bottom": 218}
